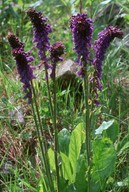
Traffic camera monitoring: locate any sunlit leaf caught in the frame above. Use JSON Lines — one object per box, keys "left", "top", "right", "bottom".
{"left": 69, "top": 123, "right": 85, "bottom": 181}
{"left": 60, "top": 152, "right": 73, "bottom": 183}
{"left": 48, "top": 148, "right": 55, "bottom": 171}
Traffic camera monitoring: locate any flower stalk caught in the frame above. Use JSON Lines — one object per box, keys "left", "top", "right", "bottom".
{"left": 70, "top": 13, "right": 93, "bottom": 191}
{"left": 83, "top": 61, "right": 91, "bottom": 192}
{"left": 45, "top": 66, "right": 54, "bottom": 117}
{"left": 31, "top": 81, "right": 54, "bottom": 192}
{"left": 50, "top": 41, "right": 65, "bottom": 192}
{"left": 52, "top": 67, "right": 60, "bottom": 192}
{"left": 27, "top": 8, "right": 54, "bottom": 121}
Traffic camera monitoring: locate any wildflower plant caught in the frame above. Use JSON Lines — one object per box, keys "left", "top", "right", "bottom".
{"left": 8, "top": 7, "right": 123, "bottom": 192}
{"left": 70, "top": 14, "right": 123, "bottom": 191}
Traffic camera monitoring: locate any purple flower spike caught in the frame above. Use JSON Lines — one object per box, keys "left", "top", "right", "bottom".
{"left": 93, "top": 26, "right": 123, "bottom": 80}
{"left": 70, "top": 13, "right": 93, "bottom": 64}
{"left": 7, "top": 33, "right": 35, "bottom": 103}
{"left": 27, "top": 8, "right": 52, "bottom": 61}
{"left": 50, "top": 41, "right": 65, "bottom": 79}
{"left": 92, "top": 26, "right": 123, "bottom": 104}
{"left": 12, "top": 48, "right": 35, "bottom": 103}
{"left": 8, "top": 32, "right": 24, "bottom": 50}
{"left": 50, "top": 41, "right": 64, "bottom": 62}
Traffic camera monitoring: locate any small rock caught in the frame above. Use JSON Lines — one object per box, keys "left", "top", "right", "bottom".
{"left": 56, "top": 59, "right": 83, "bottom": 109}
{"left": 0, "top": 161, "right": 13, "bottom": 176}
{"left": 56, "top": 59, "right": 77, "bottom": 77}
{"left": 8, "top": 106, "right": 25, "bottom": 126}
{"left": 56, "top": 59, "right": 80, "bottom": 90}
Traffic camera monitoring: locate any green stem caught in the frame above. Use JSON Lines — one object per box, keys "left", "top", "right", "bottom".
{"left": 89, "top": 4, "right": 93, "bottom": 19}
{"left": 45, "top": 67, "right": 54, "bottom": 117}
{"left": 83, "top": 63, "right": 91, "bottom": 192}
{"left": 31, "top": 99, "right": 50, "bottom": 190}
{"left": 52, "top": 65, "right": 60, "bottom": 192}
{"left": 31, "top": 81, "right": 54, "bottom": 192}
{"left": 79, "top": 0, "right": 83, "bottom": 13}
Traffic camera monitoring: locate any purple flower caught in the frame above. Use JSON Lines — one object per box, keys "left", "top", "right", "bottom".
{"left": 92, "top": 26, "right": 123, "bottom": 104}
{"left": 70, "top": 13, "right": 93, "bottom": 64}
{"left": 76, "top": 67, "right": 85, "bottom": 78}
{"left": 50, "top": 41, "right": 65, "bottom": 79}
{"left": 50, "top": 41, "right": 64, "bottom": 62}
{"left": 93, "top": 26, "right": 123, "bottom": 80}
{"left": 8, "top": 33, "right": 35, "bottom": 103}
{"left": 27, "top": 8, "right": 52, "bottom": 62}
{"left": 8, "top": 32, "right": 24, "bottom": 50}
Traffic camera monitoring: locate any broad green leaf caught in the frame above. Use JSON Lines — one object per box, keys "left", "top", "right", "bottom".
{"left": 105, "top": 120, "right": 119, "bottom": 142}
{"left": 95, "top": 120, "right": 114, "bottom": 135}
{"left": 48, "top": 148, "right": 55, "bottom": 171}
{"left": 91, "top": 137, "right": 116, "bottom": 192}
{"left": 75, "top": 154, "right": 87, "bottom": 191}
{"left": 60, "top": 152, "right": 73, "bottom": 183}
{"left": 58, "top": 128, "right": 70, "bottom": 155}
{"left": 69, "top": 123, "right": 85, "bottom": 182}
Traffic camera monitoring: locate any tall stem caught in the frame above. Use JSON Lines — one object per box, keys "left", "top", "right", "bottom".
{"left": 31, "top": 81, "right": 54, "bottom": 192}
{"left": 83, "top": 62, "right": 91, "bottom": 192}
{"left": 52, "top": 65, "right": 60, "bottom": 192}
{"left": 79, "top": 0, "right": 83, "bottom": 13}
{"left": 89, "top": 4, "right": 93, "bottom": 19}
{"left": 45, "top": 67, "right": 54, "bottom": 117}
